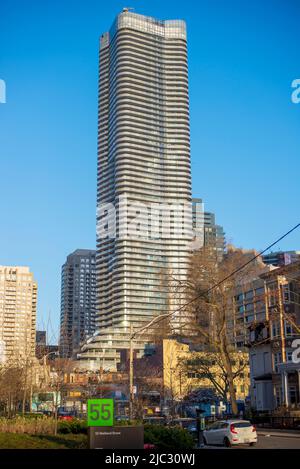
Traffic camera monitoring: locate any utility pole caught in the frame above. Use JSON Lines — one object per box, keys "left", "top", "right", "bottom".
{"left": 278, "top": 277, "right": 286, "bottom": 364}
{"left": 129, "top": 325, "right": 134, "bottom": 420}
{"left": 127, "top": 311, "right": 177, "bottom": 420}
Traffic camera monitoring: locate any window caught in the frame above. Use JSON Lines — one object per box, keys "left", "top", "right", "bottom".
{"left": 289, "top": 386, "right": 297, "bottom": 404}
{"left": 245, "top": 291, "right": 253, "bottom": 300}
{"left": 207, "top": 422, "right": 220, "bottom": 430}
{"left": 275, "top": 386, "right": 282, "bottom": 407}
{"left": 285, "top": 321, "right": 293, "bottom": 336}
{"left": 273, "top": 352, "right": 282, "bottom": 373}
{"left": 219, "top": 422, "right": 228, "bottom": 429}
{"left": 283, "top": 285, "right": 290, "bottom": 303}
{"left": 271, "top": 321, "right": 281, "bottom": 338}
{"left": 235, "top": 294, "right": 243, "bottom": 302}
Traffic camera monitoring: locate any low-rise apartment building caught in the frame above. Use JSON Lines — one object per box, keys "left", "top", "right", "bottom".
{"left": 230, "top": 261, "right": 300, "bottom": 412}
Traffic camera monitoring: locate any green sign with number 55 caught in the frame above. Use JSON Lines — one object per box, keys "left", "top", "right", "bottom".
{"left": 87, "top": 399, "right": 114, "bottom": 427}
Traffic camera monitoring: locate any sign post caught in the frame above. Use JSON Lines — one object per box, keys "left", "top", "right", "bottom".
{"left": 196, "top": 408, "right": 205, "bottom": 448}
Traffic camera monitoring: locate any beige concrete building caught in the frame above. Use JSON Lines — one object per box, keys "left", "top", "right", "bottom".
{"left": 0, "top": 266, "right": 37, "bottom": 363}
{"left": 121, "top": 339, "right": 250, "bottom": 403}
{"left": 161, "top": 340, "right": 250, "bottom": 402}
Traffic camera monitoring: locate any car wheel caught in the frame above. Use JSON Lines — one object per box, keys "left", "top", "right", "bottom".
{"left": 249, "top": 442, "right": 256, "bottom": 447}
{"left": 224, "top": 437, "right": 231, "bottom": 448}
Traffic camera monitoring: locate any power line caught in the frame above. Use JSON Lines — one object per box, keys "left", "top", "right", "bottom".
{"left": 205, "top": 222, "right": 300, "bottom": 294}
{"left": 134, "top": 222, "right": 300, "bottom": 337}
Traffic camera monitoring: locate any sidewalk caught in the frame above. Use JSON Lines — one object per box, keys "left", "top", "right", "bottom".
{"left": 258, "top": 428, "right": 300, "bottom": 438}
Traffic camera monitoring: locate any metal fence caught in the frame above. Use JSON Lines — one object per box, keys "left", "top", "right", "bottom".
{"left": 252, "top": 415, "right": 300, "bottom": 430}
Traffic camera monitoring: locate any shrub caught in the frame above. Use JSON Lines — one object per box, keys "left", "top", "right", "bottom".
{"left": 144, "top": 424, "right": 194, "bottom": 450}
{"left": 16, "top": 412, "right": 45, "bottom": 419}
{"left": 114, "top": 419, "right": 142, "bottom": 426}
{"left": 58, "top": 419, "right": 87, "bottom": 434}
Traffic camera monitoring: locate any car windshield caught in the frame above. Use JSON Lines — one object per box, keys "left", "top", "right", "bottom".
{"left": 232, "top": 421, "right": 252, "bottom": 428}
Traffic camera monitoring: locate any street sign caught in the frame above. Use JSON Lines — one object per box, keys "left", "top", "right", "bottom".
{"left": 87, "top": 399, "right": 114, "bottom": 427}
{"left": 89, "top": 425, "right": 144, "bottom": 449}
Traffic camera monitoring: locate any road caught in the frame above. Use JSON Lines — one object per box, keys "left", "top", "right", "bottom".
{"left": 205, "top": 432, "right": 300, "bottom": 449}
{"left": 242, "top": 433, "right": 300, "bottom": 448}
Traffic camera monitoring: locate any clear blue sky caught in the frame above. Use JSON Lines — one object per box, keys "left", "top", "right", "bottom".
{"left": 0, "top": 0, "right": 299, "bottom": 341}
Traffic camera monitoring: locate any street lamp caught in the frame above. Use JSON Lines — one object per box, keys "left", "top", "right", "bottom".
{"left": 128, "top": 311, "right": 176, "bottom": 420}
{"left": 41, "top": 350, "right": 59, "bottom": 366}
{"left": 40, "top": 350, "right": 59, "bottom": 382}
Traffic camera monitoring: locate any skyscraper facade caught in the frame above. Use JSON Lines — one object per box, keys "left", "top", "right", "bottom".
{"left": 78, "top": 10, "right": 192, "bottom": 369}
{"left": 192, "top": 198, "right": 225, "bottom": 261}
{"left": 0, "top": 266, "right": 37, "bottom": 363}
{"left": 60, "top": 249, "right": 96, "bottom": 358}
{"left": 204, "top": 211, "right": 226, "bottom": 261}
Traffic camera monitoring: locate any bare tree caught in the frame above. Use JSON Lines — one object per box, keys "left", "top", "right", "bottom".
{"left": 180, "top": 351, "right": 248, "bottom": 403}
{"left": 0, "top": 362, "right": 23, "bottom": 416}
{"left": 49, "top": 358, "right": 74, "bottom": 434}
{"left": 177, "top": 246, "right": 265, "bottom": 415}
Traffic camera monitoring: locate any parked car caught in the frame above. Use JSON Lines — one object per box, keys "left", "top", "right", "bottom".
{"left": 144, "top": 443, "right": 156, "bottom": 450}
{"left": 115, "top": 415, "right": 130, "bottom": 422}
{"left": 58, "top": 414, "right": 74, "bottom": 421}
{"left": 57, "top": 410, "right": 76, "bottom": 421}
{"left": 203, "top": 420, "right": 257, "bottom": 447}
{"left": 143, "top": 417, "right": 167, "bottom": 425}
{"left": 170, "top": 418, "right": 197, "bottom": 437}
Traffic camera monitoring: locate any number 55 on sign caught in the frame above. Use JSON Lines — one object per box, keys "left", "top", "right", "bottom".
{"left": 87, "top": 399, "right": 114, "bottom": 427}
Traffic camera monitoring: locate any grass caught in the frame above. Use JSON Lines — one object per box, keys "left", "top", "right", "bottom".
{"left": 0, "top": 416, "right": 56, "bottom": 434}
{"left": 0, "top": 432, "right": 88, "bottom": 449}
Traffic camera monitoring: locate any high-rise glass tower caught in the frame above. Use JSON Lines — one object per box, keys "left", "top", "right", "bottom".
{"left": 78, "top": 10, "right": 192, "bottom": 370}
{"left": 60, "top": 250, "right": 96, "bottom": 358}
{"left": 192, "top": 198, "right": 226, "bottom": 262}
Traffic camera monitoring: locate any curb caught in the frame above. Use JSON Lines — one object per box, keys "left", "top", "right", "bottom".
{"left": 258, "top": 431, "right": 300, "bottom": 439}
